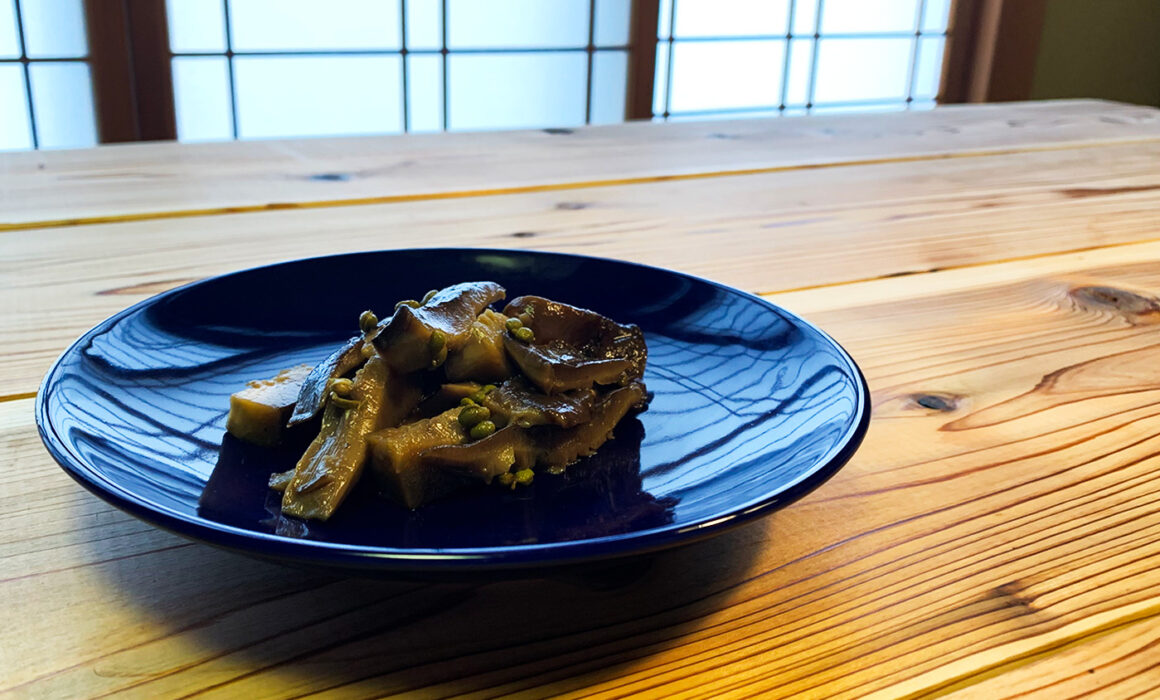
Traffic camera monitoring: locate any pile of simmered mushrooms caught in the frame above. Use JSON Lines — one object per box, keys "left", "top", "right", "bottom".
{"left": 225, "top": 282, "right": 648, "bottom": 520}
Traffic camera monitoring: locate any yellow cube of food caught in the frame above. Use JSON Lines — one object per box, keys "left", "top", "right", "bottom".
{"left": 226, "top": 364, "right": 312, "bottom": 446}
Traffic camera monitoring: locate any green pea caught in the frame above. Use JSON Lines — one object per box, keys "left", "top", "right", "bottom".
{"left": 467, "top": 383, "right": 496, "bottom": 404}
{"left": 514, "top": 469, "right": 534, "bottom": 486}
{"left": 458, "top": 405, "right": 490, "bottom": 429}
{"left": 513, "top": 326, "right": 535, "bottom": 343}
{"left": 505, "top": 317, "right": 523, "bottom": 332}
{"left": 469, "top": 420, "right": 496, "bottom": 440}
{"left": 460, "top": 397, "right": 477, "bottom": 407}
{"left": 428, "top": 329, "right": 446, "bottom": 351}
{"left": 358, "top": 309, "right": 378, "bottom": 334}
{"left": 421, "top": 289, "right": 439, "bottom": 305}
{"left": 429, "top": 344, "right": 448, "bottom": 369}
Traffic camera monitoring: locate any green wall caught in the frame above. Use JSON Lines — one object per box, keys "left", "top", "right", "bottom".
{"left": 1030, "top": 0, "right": 1160, "bottom": 107}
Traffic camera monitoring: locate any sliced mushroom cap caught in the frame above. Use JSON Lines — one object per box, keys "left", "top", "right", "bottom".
{"left": 532, "top": 381, "right": 647, "bottom": 472}
{"left": 482, "top": 376, "right": 595, "bottom": 429}
{"left": 502, "top": 295, "right": 647, "bottom": 394}
{"left": 281, "top": 355, "right": 395, "bottom": 521}
{"left": 422, "top": 380, "right": 647, "bottom": 483}
{"left": 374, "top": 281, "right": 506, "bottom": 373}
{"left": 415, "top": 381, "right": 485, "bottom": 418}
{"left": 287, "top": 335, "right": 367, "bottom": 426}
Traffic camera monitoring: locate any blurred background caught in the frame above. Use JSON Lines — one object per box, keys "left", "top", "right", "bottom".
{"left": 1, "top": 0, "right": 1157, "bottom": 151}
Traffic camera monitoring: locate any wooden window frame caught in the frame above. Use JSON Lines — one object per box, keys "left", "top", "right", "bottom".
{"left": 627, "top": 0, "right": 972, "bottom": 122}
{"left": 84, "top": 0, "right": 177, "bottom": 142}
{"left": 626, "top": 0, "right": 659, "bottom": 120}
{"left": 72, "top": 0, "right": 1042, "bottom": 145}
{"left": 939, "top": 0, "right": 1048, "bottom": 103}
{"left": 86, "top": 0, "right": 638, "bottom": 142}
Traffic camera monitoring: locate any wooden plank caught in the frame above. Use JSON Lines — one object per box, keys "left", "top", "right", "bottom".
{"left": 4, "top": 138, "right": 1160, "bottom": 398}
{"left": 941, "top": 614, "right": 1160, "bottom": 698}
{"left": 6, "top": 241, "right": 1160, "bottom": 697}
{"left": 0, "top": 100, "right": 1158, "bottom": 229}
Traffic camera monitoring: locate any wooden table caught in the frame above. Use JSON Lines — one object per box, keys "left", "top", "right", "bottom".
{"left": 4, "top": 99, "right": 1160, "bottom": 698}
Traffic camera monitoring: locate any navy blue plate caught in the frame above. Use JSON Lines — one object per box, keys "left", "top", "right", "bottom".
{"left": 37, "top": 249, "right": 869, "bottom": 575}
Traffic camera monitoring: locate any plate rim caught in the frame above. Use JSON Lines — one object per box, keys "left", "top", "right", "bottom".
{"left": 36, "top": 247, "right": 871, "bottom": 572}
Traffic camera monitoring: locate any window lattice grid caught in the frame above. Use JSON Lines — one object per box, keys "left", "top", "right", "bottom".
{"left": 0, "top": 0, "right": 96, "bottom": 150}
{"left": 653, "top": 0, "right": 950, "bottom": 121}
{"left": 168, "top": 0, "right": 632, "bottom": 141}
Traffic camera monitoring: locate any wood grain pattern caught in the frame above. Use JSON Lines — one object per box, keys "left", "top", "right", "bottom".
{"left": 6, "top": 242, "right": 1160, "bottom": 697}
{"left": 3, "top": 138, "right": 1160, "bottom": 399}
{"left": 942, "top": 616, "right": 1160, "bottom": 698}
{"left": 1, "top": 100, "right": 1158, "bottom": 229}
{"left": 5, "top": 101, "right": 1160, "bottom": 698}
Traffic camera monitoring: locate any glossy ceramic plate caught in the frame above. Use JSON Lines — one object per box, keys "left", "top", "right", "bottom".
{"left": 37, "top": 249, "right": 869, "bottom": 575}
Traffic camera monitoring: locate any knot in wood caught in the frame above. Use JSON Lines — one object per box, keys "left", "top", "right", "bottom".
{"left": 1070, "top": 285, "right": 1160, "bottom": 322}
{"left": 308, "top": 172, "right": 352, "bottom": 182}
{"left": 912, "top": 393, "right": 959, "bottom": 412}
{"left": 993, "top": 580, "right": 1045, "bottom": 614}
